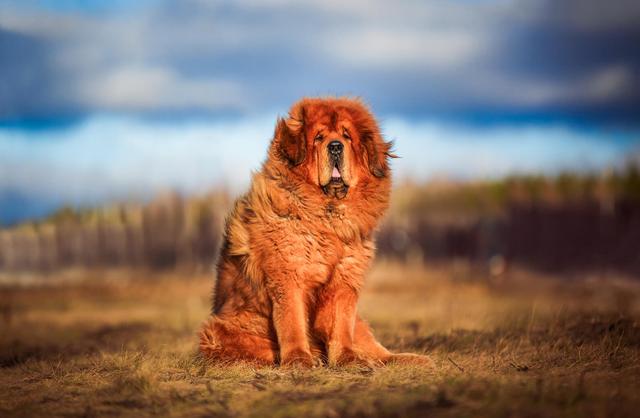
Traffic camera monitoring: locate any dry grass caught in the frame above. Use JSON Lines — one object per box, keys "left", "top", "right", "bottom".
{"left": 1, "top": 262, "right": 640, "bottom": 418}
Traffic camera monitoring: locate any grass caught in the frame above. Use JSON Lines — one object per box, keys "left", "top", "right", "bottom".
{"left": 1, "top": 262, "right": 640, "bottom": 417}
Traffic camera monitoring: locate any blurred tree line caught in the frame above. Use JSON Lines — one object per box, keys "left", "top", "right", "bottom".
{"left": 379, "top": 162, "right": 640, "bottom": 276}
{"left": 0, "top": 192, "right": 228, "bottom": 273}
{"left": 1, "top": 163, "right": 639, "bottom": 276}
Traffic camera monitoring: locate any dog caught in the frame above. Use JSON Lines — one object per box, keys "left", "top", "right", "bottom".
{"left": 200, "top": 97, "right": 432, "bottom": 367}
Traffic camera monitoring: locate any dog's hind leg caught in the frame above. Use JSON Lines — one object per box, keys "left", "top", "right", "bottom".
{"left": 199, "top": 315, "right": 277, "bottom": 365}
{"left": 352, "top": 316, "right": 392, "bottom": 364}
{"left": 353, "top": 316, "right": 434, "bottom": 367}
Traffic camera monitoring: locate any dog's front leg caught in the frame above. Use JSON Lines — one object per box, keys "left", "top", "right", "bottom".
{"left": 314, "top": 281, "right": 365, "bottom": 366}
{"left": 270, "top": 285, "right": 314, "bottom": 367}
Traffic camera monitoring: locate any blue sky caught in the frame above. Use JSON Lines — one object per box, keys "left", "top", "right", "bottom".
{"left": 1, "top": 0, "right": 639, "bottom": 224}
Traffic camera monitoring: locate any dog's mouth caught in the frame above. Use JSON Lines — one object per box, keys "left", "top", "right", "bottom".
{"left": 322, "top": 163, "right": 349, "bottom": 199}
{"left": 331, "top": 165, "right": 342, "bottom": 183}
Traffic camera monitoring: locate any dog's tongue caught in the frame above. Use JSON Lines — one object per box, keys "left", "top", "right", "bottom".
{"left": 332, "top": 166, "right": 341, "bottom": 178}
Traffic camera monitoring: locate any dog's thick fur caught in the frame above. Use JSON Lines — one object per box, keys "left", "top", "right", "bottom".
{"left": 199, "top": 97, "right": 431, "bottom": 367}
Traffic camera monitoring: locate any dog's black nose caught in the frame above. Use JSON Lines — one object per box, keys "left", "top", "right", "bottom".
{"left": 328, "top": 141, "right": 343, "bottom": 156}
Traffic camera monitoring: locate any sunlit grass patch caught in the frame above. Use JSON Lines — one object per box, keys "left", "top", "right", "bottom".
{"left": 1, "top": 263, "right": 639, "bottom": 417}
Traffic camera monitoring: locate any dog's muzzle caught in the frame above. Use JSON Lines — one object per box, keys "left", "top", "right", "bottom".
{"left": 323, "top": 140, "right": 348, "bottom": 199}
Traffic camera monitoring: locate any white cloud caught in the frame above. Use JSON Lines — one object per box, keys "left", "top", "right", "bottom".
{"left": 526, "top": 0, "right": 640, "bottom": 31}
{"left": 326, "top": 27, "right": 487, "bottom": 71}
{"left": 463, "top": 64, "right": 637, "bottom": 107}
{"left": 582, "top": 64, "right": 635, "bottom": 102}
{"left": 75, "top": 65, "right": 249, "bottom": 111}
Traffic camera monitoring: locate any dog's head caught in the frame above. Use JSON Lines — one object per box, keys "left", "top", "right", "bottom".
{"left": 272, "top": 97, "right": 394, "bottom": 199}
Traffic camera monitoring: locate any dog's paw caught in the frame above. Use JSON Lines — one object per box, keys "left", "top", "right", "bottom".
{"left": 281, "top": 349, "right": 315, "bottom": 368}
{"left": 332, "top": 348, "right": 380, "bottom": 368}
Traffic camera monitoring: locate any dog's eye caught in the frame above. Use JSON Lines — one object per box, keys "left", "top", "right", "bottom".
{"left": 343, "top": 129, "right": 351, "bottom": 140}
{"left": 314, "top": 132, "right": 324, "bottom": 141}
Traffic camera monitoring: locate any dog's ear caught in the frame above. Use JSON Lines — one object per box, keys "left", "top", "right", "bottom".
{"left": 274, "top": 104, "right": 306, "bottom": 166}
{"left": 348, "top": 99, "right": 395, "bottom": 178}
{"left": 361, "top": 126, "right": 395, "bottom": 178}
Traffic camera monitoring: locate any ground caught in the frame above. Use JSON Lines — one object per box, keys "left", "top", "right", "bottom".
{"left": 1, "top": 262, "right": 639, "bottom": 418}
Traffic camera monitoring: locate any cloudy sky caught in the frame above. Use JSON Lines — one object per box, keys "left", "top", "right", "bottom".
{"left": 1, "top": 0, "right": 639, "bottom": 224}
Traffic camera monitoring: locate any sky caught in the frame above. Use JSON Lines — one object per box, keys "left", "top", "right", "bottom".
{"left": 1, "top": 0, "right": 639, "bottom": 224}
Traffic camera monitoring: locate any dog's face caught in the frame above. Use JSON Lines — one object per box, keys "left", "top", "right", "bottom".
{"left": 274, "top": 98, "right": 393, "bottom": 199}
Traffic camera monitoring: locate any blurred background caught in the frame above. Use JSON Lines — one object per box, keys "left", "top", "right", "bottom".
{"left": 1, "top": 0, "right": 639, "bottom": 277}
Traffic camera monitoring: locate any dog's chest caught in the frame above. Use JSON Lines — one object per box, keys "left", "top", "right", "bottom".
{"left": 259, "top": 203, "right": 364, "bottom": 287}
{"left": 294, "top": 226, "right": 343, "bottom": 286}
{"left": 323, "top": 202, "right": 363, "bottom": 244}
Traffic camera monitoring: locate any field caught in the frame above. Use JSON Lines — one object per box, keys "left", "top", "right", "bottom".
{"left": 1, "top": 262, "right": 640, "bottom": 418}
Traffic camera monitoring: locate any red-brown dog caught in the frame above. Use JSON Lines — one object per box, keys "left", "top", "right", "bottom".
{"left": 200, "top": 97, "right": 432, "bottom": 367}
